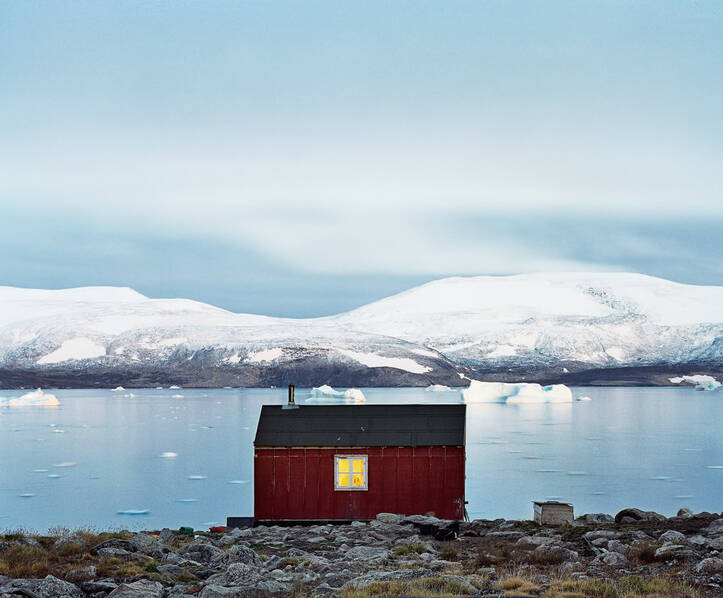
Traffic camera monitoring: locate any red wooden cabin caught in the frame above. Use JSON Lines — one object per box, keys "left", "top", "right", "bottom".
{"left": 253, "top": 403, "right": 466, "bottom": 522}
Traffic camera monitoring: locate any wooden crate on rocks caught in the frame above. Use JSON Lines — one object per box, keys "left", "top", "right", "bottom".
{"left": 533, "top": 501, "right": 574, "bottom": 525}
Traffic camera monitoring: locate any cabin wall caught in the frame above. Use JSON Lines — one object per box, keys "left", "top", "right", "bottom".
{"left": 254, "top": 446, "right": 465, "bottom": 521}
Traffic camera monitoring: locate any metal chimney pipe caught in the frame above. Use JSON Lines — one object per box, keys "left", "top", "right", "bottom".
{"left": 282, "top": 384, "right": 298, "bottom": 409}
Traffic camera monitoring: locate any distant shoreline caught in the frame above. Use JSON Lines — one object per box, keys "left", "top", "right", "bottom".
{"left": 0, "top": 363, "right": 720, "bottom": 390}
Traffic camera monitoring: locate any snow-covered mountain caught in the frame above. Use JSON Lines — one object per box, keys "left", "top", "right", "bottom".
{"left": 0, "top": 273, "right": 720, "bottom": 388}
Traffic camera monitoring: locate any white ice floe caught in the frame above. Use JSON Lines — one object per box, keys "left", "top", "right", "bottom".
{"left": 227, "top": 479, "right": 249, "bottom": 484}
{"left": 19, "top": 493, "right": 35, "bottom": 498}
{"left": 425, "top": 384, "right": 454, "bottom": 392}
{"left": 37, "top": 337, "right": 106, "bottom": 364}
{"left": 117, "top": 509, "right": 149, "bottom": 515}
{"left": 308, "top": 385, "right": 366, "bottom": 403}
{"left": 462, "top": 380, "right": 583, "bottom": 404}
{"left": 171, "top": 394, "right": 184, "bottom": 398}
{"left": 160, "top": 452, "right": 178, "bottom": 458}
{"left": 0, "top": 388, "right": 60, "bottom": 408}
{"left": 175, "top": 498, "right": 198, "bottom": 503}
{"left": 169, "top": 385, "right": 181, "bottom": 389}
{"left": 111, "top": 386, "right": 125, "bottom": 392}
{"left": 53, "top": 461, "right": 77, "bottom": 468}
{"left": 187, "top": 475, "right": 207, "bottom": 480}
{"left": 336, "top": 349, "right": 431, "bottom": 374}
{"left": 669, "top": 375, "right": 721, "bottom": 391}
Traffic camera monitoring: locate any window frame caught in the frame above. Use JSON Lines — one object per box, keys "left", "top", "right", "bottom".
{"left": 333, "top": 454, "right": 368, "bottom": 491}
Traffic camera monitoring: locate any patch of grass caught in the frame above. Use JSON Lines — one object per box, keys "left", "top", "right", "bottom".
{"left": 629, "top": 543, "right": 662, "bottom": 565}
{"left": 56, "top": 542, "right": 85, "bottom": 557}
{"left": 438, "top": 543, "right": 461, "bottom": 561}
{"left": 144, "top": 560, "right": 160, "bottom": 572}
{"left": 495, "top": 575, "right": 541, "bottom": 595}
{"left": 341, "top": 576, "right": 471, "bottom": 597}
{"left": 527, "top": 549, "right": 566, "bottom": 566}
{"left": 558, "top": 523, "right": 592, "bottom": 539}
{"left": 249, "top": 541, "right": 268, "bottom": 552}
{"left": 0, "top": 545, "right": 50, "bottom": 578}
{"left": 94, "top": 556, "right": 146, "bottom": 580}
{"left": 1, "top": 529, "right": 28, "bottom": 541}
{"left": 393, "top": 542, "right": 426, "bottom": 556}
{"left": 549, "top": 576, "right": 699, "bottom": 598}
{"left": 475, "top": 543, "right": 514, "bottom": 567}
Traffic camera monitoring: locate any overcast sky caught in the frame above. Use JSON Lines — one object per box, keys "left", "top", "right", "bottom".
{"left": 1, "top": 1, "right": 721, "bottom": 316}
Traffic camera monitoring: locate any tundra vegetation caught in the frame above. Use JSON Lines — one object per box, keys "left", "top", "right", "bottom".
{"left": 1, "top": 509, "right": 722, "bottom": 597}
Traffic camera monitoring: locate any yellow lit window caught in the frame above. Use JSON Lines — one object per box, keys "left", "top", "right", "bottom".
{"left": 334, "top": 455, "right": 367, "bottom": 490}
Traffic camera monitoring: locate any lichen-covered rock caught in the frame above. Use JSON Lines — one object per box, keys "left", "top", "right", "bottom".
{"left": 343, "top": 567, "right": 434, "bottom": 589}
{"left": 581, "top": 513, "right": 615, "bottom": 524}
{"left": 654, "top": 543, "right": 699, "bottom": 561}
{"left": 198, "top": 585, "right": 248, "bottom": 598}
{"left": 2, "top": 575, "right": 84, "bottom": 598}
{"left": 344, "top": 545, "right": 390, "bottom": 561}
{"left": 614, "top": 508, "right": 666, "bottom": 524}
{"left": 177, "top": 541, "right": 225, "bottom": 565}
{"left": 591, "top": 551, "right": 629, "bottom": 567}
{"left": 225, "top": 543, "right": 263, "bottom": 566}
{"left": 695, "top": 557, "right": 723, "bottom": 575}
{"left": 108, "top": 579, "right": 164, "bottom": 597}
{"left": 658, "top": 530, "right": 686, "bottom": 544}
{"left": 157, "top": 563, "right": 185, "bottom": 576}
{"left": 376, "top": 513, "right": 401, "bottom": 524}
{"left": 93, "top": 539, "right": 136, "bottom": 554}
{"left": 129, "top": 532, "right": 160, "bottom": 553}
{"left": 64, "top": 565, "right": 96, "bottom": 583}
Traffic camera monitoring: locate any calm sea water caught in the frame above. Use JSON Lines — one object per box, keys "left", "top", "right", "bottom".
{"left": 0, "top": 387, "right": 721, "bottom": 532}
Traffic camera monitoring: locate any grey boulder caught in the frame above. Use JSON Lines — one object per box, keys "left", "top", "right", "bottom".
{"left": 108, "top": 579, "right": 164, "bottom": 597}
{"left": 1, "top": 575, "right": 84, "bottom": 598}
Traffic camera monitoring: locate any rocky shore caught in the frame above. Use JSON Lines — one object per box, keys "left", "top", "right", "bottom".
{"left": 1, "top": 508, "right": 722, "bottom": 598}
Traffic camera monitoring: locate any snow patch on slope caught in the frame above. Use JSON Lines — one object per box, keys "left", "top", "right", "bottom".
{"left": 336, "top": 349, "right": 431, "bottom": 374}
{"left": 37, "top": 338, "right": 106, "bottom": 364}
{"left": 245, "top": 348, "right": 284, "bottom": 363}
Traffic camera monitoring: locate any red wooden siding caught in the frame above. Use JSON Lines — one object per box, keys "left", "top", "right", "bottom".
{"left": 254, "top": 446, "right": 465, "bottom": 521}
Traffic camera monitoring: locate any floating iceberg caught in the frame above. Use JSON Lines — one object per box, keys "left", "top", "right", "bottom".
{"left": 0, "top": 389, "right": 60, "bottom": 408}
{"left": 425, "top": 384, "right": 454, "bottom": 392}
{"left": 111, "top": 386, "right": 125, "bottom": 392}
{"left": 160, "top": 452, "right": 178, "bottom": 458}
{"left": 669, "top": 375, "right": 721, "bottom": 391}
{"left": 117, "top": 509, "right": 149, "bottom": 515}
{"left": 308, "top": 385, "right": 366, "bottom": 403}
{"left": 462, "top": 380, "right": 584, "bottom": 404}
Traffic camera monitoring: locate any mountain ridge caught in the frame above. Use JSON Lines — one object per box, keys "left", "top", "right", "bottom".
{"left": 0, "top": 273, "right": 720, "bottom": 388}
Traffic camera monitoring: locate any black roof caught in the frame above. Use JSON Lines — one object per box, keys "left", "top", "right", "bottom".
{"left": 254, "top": 404, "right": 466, "bottom": 448}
